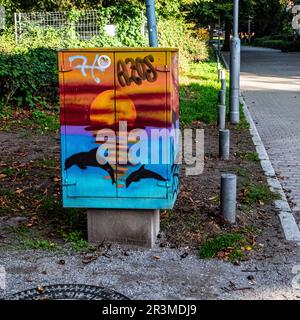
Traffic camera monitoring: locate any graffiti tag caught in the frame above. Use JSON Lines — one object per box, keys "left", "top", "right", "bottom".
{"left": 117, "top": 55, "right": 158, "bottom": 87}
{"left": 68, "top": 54, "right": 111, "bottom": 83}
{"left": 292, "top": 5, "right": 300, "bottom": 30}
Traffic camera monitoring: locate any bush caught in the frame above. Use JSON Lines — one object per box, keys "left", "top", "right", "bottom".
{"left": 0, "top": 46, "right": 58, "bottom": 109}
{"left": 252, "top": 37, "right": 300, "bottom": 52}
{"left": 0, "top": 5, "right": 209, "bottom": 110}
{"left": 253, "top": 38, "right": 285, "bottom": 49}
{"left": 157, "top": 18, "right": 208, "bottom": 71}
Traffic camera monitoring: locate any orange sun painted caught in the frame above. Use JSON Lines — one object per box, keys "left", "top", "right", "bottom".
{"left": 90, "top": 90, "right": 136, "bottom": 126}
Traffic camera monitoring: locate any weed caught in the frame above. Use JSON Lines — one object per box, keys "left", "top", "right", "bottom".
{"left": 0, "top": 187, "right": 15, "bottom": 200}
{"left": 246, "top": 152, "right": 260, "bottom": 162}
{"left": 229, "top": 167, "right": 251, "bottom": 182}
{"left": 40, "top": 158, "right": 57, "bottom": 168}
{"left": 21, "top": 239, "right": 58, "bottom": 250}
{"left": 70, "top": 239, "right": 94, "bottom": 253}
{"left": 241, "top": 183, "right": 279, "bottom": 205}
{"left": 0, "top": 167, "right": 27, "bottom": 177}
{"left": 62, "top": 230, "right": 82, "bottom": 242}
{"left": 198, "top": 232, "right": 249, "bottom": 262}
{"left": 62, "top": 230, "right": 94, "bottom": 253}
{"left": 3, "top": 225, "right": 30, "bottom": 235}
{"left": 232, "top": 105, "right": 250, "bottom": 130}
{"left": 32, "top": 110, "right": 59, "bottom": 133}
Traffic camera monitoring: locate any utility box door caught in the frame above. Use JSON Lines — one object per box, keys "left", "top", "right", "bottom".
{"left": 60, "top": 51, "right": 117, "bottom": 198}
{"left": 114, "top": 51, "right": 169, "bottom": 199}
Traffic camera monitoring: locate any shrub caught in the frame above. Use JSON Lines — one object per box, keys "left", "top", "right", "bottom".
{"left": 253, "top": 37, "right": 300, "bottom": 52}
{"left": 157, "top": 18, "right": 208, "bottom": 71}
{"left": 0, "top": 5, "right": 209, "bottom": 109}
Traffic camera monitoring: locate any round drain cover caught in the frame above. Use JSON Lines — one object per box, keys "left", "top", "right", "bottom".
{"left": 7, "top": 284, "right": 129, "bottom": 300}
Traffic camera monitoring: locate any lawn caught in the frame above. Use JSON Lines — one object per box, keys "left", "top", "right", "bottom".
{"left": 180, "top": 58, "right": 227, "bottom": 125}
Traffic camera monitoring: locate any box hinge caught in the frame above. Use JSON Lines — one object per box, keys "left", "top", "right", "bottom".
{"left": 62, "top": 179, "right": 77, "bottom": 187}
{"left": 157, "top": 180, "right": 172, "bottom": 188}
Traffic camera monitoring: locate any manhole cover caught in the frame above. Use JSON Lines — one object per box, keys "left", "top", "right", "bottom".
{"left": 7, "top": 284, "right": 129, "bottom": 300}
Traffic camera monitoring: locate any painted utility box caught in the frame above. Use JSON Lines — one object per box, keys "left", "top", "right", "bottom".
{"left": 58, "top": 48, "right": 179, "bottom": 209}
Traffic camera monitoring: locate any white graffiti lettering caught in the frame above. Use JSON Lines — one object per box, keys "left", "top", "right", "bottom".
{"left": 68, "top": 54, "right": 111, "bottom": 83}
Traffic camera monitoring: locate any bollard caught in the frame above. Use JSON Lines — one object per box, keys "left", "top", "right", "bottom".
{"left": 219, "top": 129, "right": 230, "bottom": 160}
{"left": 219, "top": 89, "right": 226, "bottom": 106}
{"left": 221, "top": 174, "right": 237, "bottom": 224}
{"left": 221, "top": 71, "right": 226, "bottom": 92}
{"left": 217, "top": 62, "right": 221, "bottom": 80}
{"left": 218, "top": 104, "right": 226, "bottom": 129}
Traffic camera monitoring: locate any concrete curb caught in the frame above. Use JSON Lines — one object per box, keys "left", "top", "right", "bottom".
{"left": 220, "top": 52, "right": 300, "bottom": 243}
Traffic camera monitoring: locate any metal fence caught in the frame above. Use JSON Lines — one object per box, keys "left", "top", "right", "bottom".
{"left": 14, "top": 10, "right": 100, "bottom": 43}
{"left": 14, "top": 10, "right": 147, "bottom": 43}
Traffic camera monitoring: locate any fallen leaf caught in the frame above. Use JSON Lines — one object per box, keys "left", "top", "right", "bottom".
{"left": 15, "top": 188, "right": 23, "bottom": 194}
{"left": 244, "top": 246, "right": 252, "bottom": 251}
{"left": 0, "top": 174, "right": 6, "bottom": 179}
{"left": 154, "top": 255, "right": 160, "bottom": 260}
{"left": 82, "top": 254, "right": 98, "bottom": 264}
{"left": 36, "top": 286, "right": 45, "bottom": 294}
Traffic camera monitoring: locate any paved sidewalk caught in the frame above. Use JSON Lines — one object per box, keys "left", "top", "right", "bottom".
{"left": 228, "top": 47, "right": 300, "bottom": 224}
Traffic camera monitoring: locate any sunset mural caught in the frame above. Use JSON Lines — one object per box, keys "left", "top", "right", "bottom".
{"left": 59, "top": 48, "right": 180, "bottom": 209}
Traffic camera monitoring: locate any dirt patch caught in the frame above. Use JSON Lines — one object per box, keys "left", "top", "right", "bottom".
{"left": 0, "top": 122, "right": 292, "bottom": 261}
{"left": 160, "top": 121, "right": 291, "bottom": 259}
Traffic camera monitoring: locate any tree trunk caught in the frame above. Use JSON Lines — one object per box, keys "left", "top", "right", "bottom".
{"left": 209, "top": 24, "right": 214, "bottom": 40}
{"left": 222, "top": 15, "right": 231, "bottom": 51}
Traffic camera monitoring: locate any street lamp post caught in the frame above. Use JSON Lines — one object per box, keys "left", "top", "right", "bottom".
{"left": 146, "top": 0, "right": 158, "bottom": 47}
{"left": 230, "top": 0, "right": 240, "bottom": 124}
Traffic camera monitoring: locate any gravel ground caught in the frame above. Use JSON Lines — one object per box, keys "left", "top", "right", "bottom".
{"left": 0, "top": 239, "right": 299, "bottom": 300}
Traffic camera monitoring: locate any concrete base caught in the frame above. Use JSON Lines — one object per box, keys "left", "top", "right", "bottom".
{"left": 87, "top": 209, "right": 160, "bottom": 248}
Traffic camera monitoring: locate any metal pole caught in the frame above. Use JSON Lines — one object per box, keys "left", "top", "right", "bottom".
{"left": 221, "top": 174, "right": 237, "bottom": 224}
{"left": 221, "top": 70, "right": 226, "bottom": 92}
{"left": 219, "top": 89, "right": 226, "bottom": 106}
{"left": 146, "top": 0, "right": 158, "bottom": 47}
{"left": 217, "top": 62, "right": 221, "bottom": 80}
{"left": 218, "top": 105, "right": 226, "bottom": 130}
{"left": 248, "top": 15, "right": 251, "bottom": 44}
{"left": 219, "top": 129, "right": 230, "bottom": 160}
{"left": 218, "top": 14, "right": 221, "bottom": 57}
{"left": 230, "top": 0, "right": 240, "bottom": 124}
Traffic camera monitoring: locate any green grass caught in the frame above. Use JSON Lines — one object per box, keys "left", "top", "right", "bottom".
{"left": 62, "top": 230, "right": 95, "bottom": 253}
{"left": 0, "top": 187, "right": 15, "bottom": 200}
{"left": 40, "top": 158, "right": 57, "bottom": 168}
{"left": 31, "top": 109, "right": 59, "bottom": 133}
{"left": 232, "top": 105, "right": 250, "bottom": 129}
{"left": 242, "top": 183, "right": 279, "bottom": 205}
{"left": 180, "top": 58, "right": 226, "bottom": 125}
{"left": 0, "top": 107, "right": 59, "bottom": 133}
{"left": 0, "top": 167, "right": 27, "bottom": 177}
{"left": 198, "top": 232, "right": 249, "bottom": 262}
{"left": 21, "top": 239, "right": 58, "bottom": 250}
{"left": 246, "top": 151, "right": 260, "bottom": 162}
{"left": 3, "top": 225, "right": 30, "bottom": 236}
